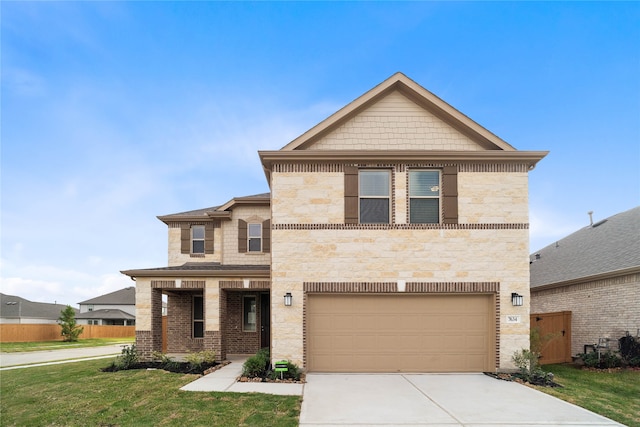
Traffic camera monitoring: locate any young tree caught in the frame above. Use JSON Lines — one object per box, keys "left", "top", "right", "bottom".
{"left": 58, "top": 305, "right": 84, "bottom": 342}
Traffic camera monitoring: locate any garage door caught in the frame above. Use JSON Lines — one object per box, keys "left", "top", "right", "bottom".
{"left": 307, "top": 294, "right": 495, "bottom": 372}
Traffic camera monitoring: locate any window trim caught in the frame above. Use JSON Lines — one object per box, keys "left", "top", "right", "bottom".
{"left": 358, "top": 169, "right": 391, "bottom": 224}
{"left": 242, "top": 295, "right": 257, "bottom": 332}
{"left": 247, "top": 223, "right": 262, "bottom": 253}
{"left": 193, "top": 295, "right": 204, "bottom": 338}
{"left": 408, "top": 169, "right": 442, "bottom": 224}
{"left": 191, "top": 225, "right": 206, "bottom": 254}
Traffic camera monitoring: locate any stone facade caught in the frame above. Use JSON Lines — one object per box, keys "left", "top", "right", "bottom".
{"left": 270, "top": 167, "right": 532, "bottom": 369}
{"left": 531, "top": 272, "right": 640, "bottom": 356}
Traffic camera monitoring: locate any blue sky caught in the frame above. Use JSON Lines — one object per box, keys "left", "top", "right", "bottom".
{"left": 2, "top": 2, "right": 639, "bottom": 307}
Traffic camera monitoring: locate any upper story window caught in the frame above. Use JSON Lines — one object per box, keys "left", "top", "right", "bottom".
{"left": 409, "top": 170, "right": 441, "bottom": 223}
{"left": 359, "top": 170, "right": 390, "bottom": 224}
{"left": 87, "top": 305, "right": 94, "bottom": 312}
{"left": 191, "top": 225, "right": 205, "bottom": 254}
{"left": 248, "top": 224, "right": 262, "bottom": 252}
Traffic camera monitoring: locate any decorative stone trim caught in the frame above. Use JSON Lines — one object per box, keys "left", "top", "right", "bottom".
{"left": 406, "top": 282, "right": 499, "bottom": 293}
{"left": 272, "top": 163, "right": 529, "bottom": 173}
{"left": 274, "top": 223, "right": 528, "bottom": 230}
{"left": 304, "top": 282, "right": 398, "bottom": 293}
{"left": 152, "top": 280, "right": 205, "bottom": 289}
{"left": 219, "top": 280, "right": 271, "bottom": 289}
{"left": 151, "top": 280, "right": 175, "bottom": 288}
{"left": 167, "top": 221, "right": 221, "bottom": 228}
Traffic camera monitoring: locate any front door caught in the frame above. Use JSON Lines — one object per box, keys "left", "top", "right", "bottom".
{"left": 260, "top": 293, "right": 270, "bottom": 348}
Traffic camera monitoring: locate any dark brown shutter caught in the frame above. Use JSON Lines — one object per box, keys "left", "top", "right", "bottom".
{"left": 262, "top": 219, "right": 271, "bottom": 253}
{"left": 204, "top": 223, "right": 214, "bottom": 254}
{"left": 442, "top": 166, "right": 458, "bottom": 224}
{"left": 344, "top": 166, "right": 359, "bottom": 224}
{"left": 238, "top": 219, "right": 247, "bottom": 253}
{"left": 180, "top": 224, "right": 190, "bottom": 254}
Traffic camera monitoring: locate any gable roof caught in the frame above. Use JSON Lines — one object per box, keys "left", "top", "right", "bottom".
{"left": 157, "top": 192, "right": 270, "bottom": 223}
{"left": 530, "top": 206, "right": 640, "bottom": 289}
{"left": 281, "top": 72, "right": 515, "bottom": 152}
{"left": 78, "top": 287, "right": 136, "bottom": 306}
{"left": 0, "top": 293, "right": 77, "bottom": 320}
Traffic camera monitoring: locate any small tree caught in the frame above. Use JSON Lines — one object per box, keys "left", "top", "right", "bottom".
{"left": 58, "top": 305, "right": 84, "bottom": 342}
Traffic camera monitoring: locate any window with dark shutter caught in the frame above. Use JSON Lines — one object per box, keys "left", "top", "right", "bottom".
{"left": 180, "top": 224, "right": 190, "bottom": 254}
{"left": 262, "top": 219, "right": 271, "bottom": 253}
{"left": 204, "top": 223, "right": 214, "bottom": 254}
{"left": 344, "top": 166, "right": 358, "bottom": 224}
{"left": 238, "top": 220, "right": 248, "bottom": 253}
{"left": 442, "top": 166, "right": 458, "bottom": 224}
{"left": 409, "top": 170, "right": 441, "bottom": 223}
{"left": 191, "top": 225, "right": 205, "bottom": 254}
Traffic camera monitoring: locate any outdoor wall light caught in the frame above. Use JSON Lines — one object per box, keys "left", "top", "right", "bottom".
{"left": 511, "top": 293, "right": 524, "bottom": 307}
{"left": 283, "top": 292, "right": 293, "bottom": 307}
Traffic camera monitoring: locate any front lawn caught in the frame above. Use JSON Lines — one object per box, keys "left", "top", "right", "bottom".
{"left": 0, "top": 359, "right": 301, "bottom": 426}
{"left": 533, "top": 364, "right": 640, "bottom": 427}
{"left": 0, "top": 338, "right": 134, "bottom": 353}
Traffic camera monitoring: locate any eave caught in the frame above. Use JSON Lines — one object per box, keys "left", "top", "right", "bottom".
{"left": 530, "top": 265, "right": 640, "bottom": 292}
{"left": 120, "top": 269, "right": 270, "bottom": 279}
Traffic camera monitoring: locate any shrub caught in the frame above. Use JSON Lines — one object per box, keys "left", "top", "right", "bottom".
{"left": 269, "top": 360, "right": 301, "bottom": 381}
{"left": 619, "top": 334, "right": 640, "bottom": 367}
{"left": 579, "top": 350, "right": 621, "bottom": 369}
{"left": 114, "top": 345, "right": 139, "bottom": 370}
{"left": 242, "top": 347, "right": 270, "bottom": 378}
{"left": 185, "top": 350, "right": 217, "bottom": 370}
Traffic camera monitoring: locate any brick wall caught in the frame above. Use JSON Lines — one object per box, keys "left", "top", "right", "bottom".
{"left": 222, "top": 290, "right": 263, "bottom": 354}
{"left": 531, "top": 272, "right": 640, "bottom": 356}
{"left": 167, "top": 292, "right": 204, "bottom": 353}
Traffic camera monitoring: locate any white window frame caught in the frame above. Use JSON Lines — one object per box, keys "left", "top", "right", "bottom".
{"left": 248, "top": 223, "right": 262, "bottom": 252}
{"left": 191, "top": 225, "right": 205, "bottom": 254}
{"left": 87, "top": 304, "right": 94, "bottom": 312}
{"left": 408, "top": 169, "right": 441, "bottom": 224}
{"left": 243, "top": 296, "right": 257, "bottom": 332}
{"left": 358, "top": 169, "right": 391, "bottom": 224}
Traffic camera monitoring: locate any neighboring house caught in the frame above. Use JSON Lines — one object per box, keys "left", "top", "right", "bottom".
{"left": 530, "top": 207, "right": 640, "bottom": 357}
{"left": 76, "top": 287, "right": 136, "bottom": 326}
{"left": 0, "top": 293, "right": 76, "bottom": 324}
{"left": 123, "top": 72, "right": 547, "bottom": 372}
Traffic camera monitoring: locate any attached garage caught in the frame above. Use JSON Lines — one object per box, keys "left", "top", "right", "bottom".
{"left": 306, "top": 294, "right": 495, "bottom": 373}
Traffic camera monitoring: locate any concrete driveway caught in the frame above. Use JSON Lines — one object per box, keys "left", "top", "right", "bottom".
{"left": 300, "top": 373, "right": 623, "bottom": 426}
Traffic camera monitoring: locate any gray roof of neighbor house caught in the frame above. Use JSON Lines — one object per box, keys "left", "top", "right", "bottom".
{"left": 0, "top": 293, "right": 77, "bottom": 320}
{"left": 530, "top": 206, "right": 640, "bottom": 288}
{"left": 75, "top": 309, "right": 135, "bottom": 320}
{"left": 78, "top": 287, "right": 135, "bottom": 306}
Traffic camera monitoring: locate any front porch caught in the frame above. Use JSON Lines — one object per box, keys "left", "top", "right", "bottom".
{"left": 135, "top": 278, "right": 271, "bottom": 361}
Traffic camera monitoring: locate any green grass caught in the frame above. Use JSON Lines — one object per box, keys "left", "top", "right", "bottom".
{"left": 533, "top": 364, "right": 640, "bottom": 427}
{"left": 0, "top": 358, "right": 301, "bottom": 427}
{"left": 0, "top": 338, "right": 134, "bottom": 353}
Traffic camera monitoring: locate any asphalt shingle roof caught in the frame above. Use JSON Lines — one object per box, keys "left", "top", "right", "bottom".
{"left": 78, "top": 287, "right": 136, "bottom": 305}
{"left": 161, "top": 192, "right": 271, "bottom": 218}
{"left": 75, "top": 309, "right": 135, "bottom": 320}
{"left": 129, "top": 262, "right": 270, "bottom": 273}
{"left": 0, "top": 293, "right": 77, "bottom": 320}
{"left": 530, "top": 206, "right": 640, "bottom": 288}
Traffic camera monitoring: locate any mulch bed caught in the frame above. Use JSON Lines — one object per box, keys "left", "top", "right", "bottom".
{"left": 102, "top": 360, "right": 229, "bottom": 375}
{"left": 237, "top": 373, "right": 306, "bottom": 384}
{"left": 484, "top": 372, "right": 563, "bottom": 388}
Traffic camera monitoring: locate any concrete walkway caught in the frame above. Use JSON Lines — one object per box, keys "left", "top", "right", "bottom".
{"left": 300, "top": 373, "right": 623, "bottom": 426}
{"left": 0, "top": 344, "right": 124, "bottom": 369}
{"left": 180, "top": 356, "right": 304, "bottom": 396}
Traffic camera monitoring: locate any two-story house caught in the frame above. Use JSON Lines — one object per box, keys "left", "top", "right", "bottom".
{"left": 122, "top": 73, "right": 547, "bottom": 372}
{"left": 76, "top": 287, "right": 136, "bottom": 326}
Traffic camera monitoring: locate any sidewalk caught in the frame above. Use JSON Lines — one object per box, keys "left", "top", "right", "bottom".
{"left": 180, "top": 355, "right": 304, "bottom": 396}
{"left": 0, "top": 344, "right": 124, "bottom": 370}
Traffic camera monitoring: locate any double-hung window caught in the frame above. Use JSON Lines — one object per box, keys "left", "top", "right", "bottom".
{"left": 191, "top": 225, "right": 205, "bottom": 254}
{"left": 409, "top": 170, "right": 441, "bottom": 223}
{"left": 359, "top": 170, "right": 391, "bottom": 224}
{"left": 248, "top": 224, "right": 262, "bottom": 252}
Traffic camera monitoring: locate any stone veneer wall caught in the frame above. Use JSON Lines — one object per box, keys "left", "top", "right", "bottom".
{"left": 222, "top": 205, "right": 272, "bottom": 265}
{"left": 270, "top": 167, "right": 532, "bottom": 371}
{"left": 531, "top": 272, "right": 640, "bottom": 356}
{"left": 167, "top": 222, "right": 222, "bottom": 267}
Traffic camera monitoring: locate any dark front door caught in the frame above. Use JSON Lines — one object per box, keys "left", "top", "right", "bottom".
{"left": 260, "top": 293, "right": 270, "bottom": 348}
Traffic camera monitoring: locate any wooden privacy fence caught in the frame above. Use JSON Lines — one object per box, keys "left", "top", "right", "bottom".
{"left": 0, "top": 324, "right": 135, "bottom": 343}
{"left": 530, "top": 311, "right": 572, "bottom": 364}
